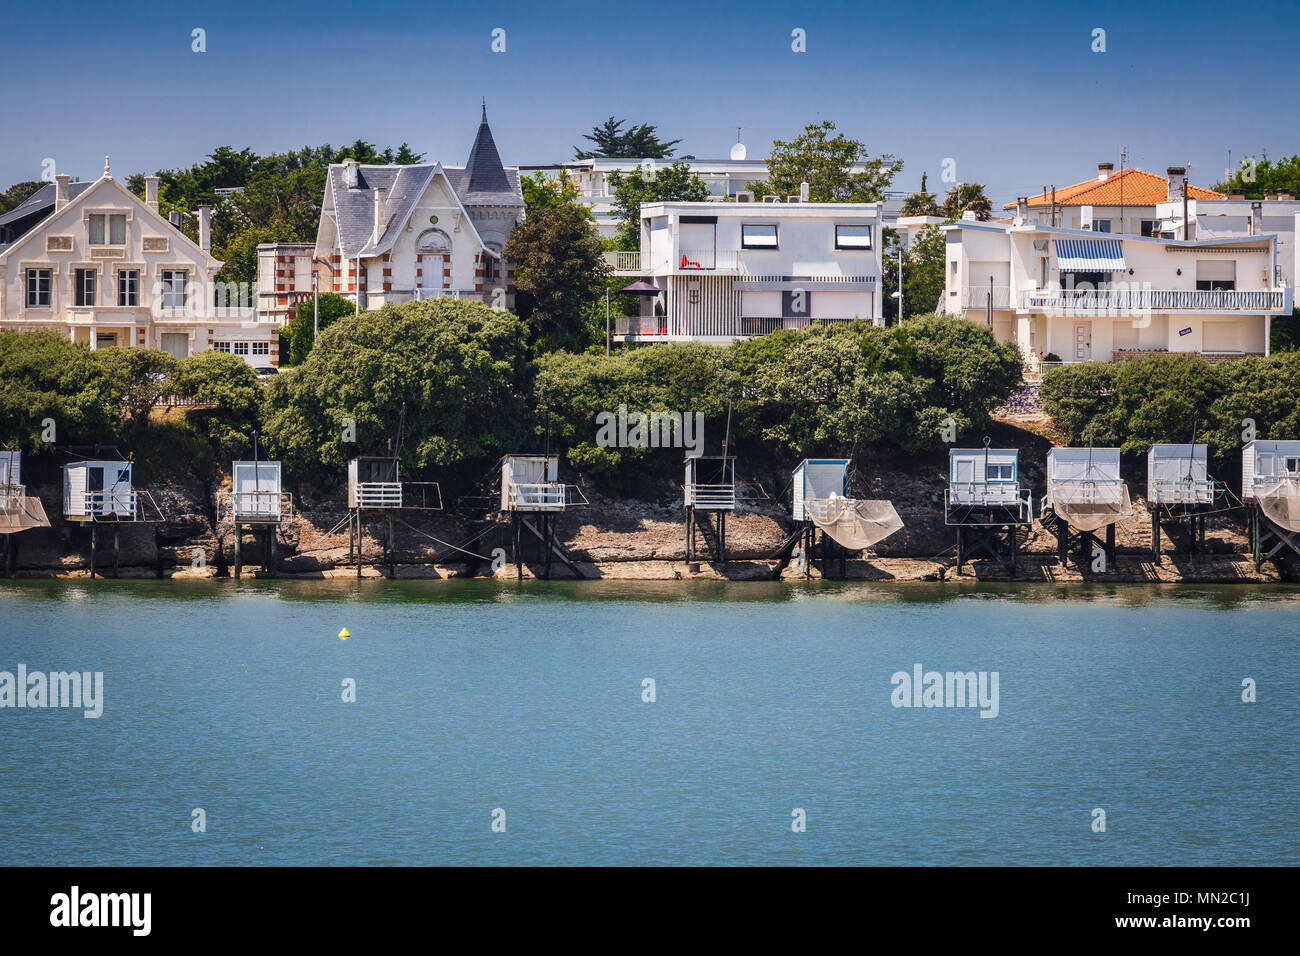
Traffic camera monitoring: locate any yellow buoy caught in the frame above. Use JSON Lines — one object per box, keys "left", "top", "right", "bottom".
{"left": 338, "top": 628, "right": 351, "bottom": 640}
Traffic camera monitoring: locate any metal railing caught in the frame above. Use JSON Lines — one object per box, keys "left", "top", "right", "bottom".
{"left": 1150, "top": 478, "right": 1217, "bottom": 505}
{"left": 1022, "top": 288, "right": 1290, "bottom": 312}
{"left": 614, "top": 316, "right": 668, "bottom": 336}
{"left": 509, "top": 482, "right": 566, "bottom": 510}
{"left": 231, "top": 490, "right": 292, "bottom": 522}
{"left": 961, "top": 285, "right": 1013, "bottom": 309}
{"left": 353, "top": 482, "right": 403, "bottom": 509}
{"left": 685, "top": 482, "right": 737, "bottom": 510}
{"left": 944, "top": 485, "right": 1034, "bottom": 524}
{"left": 605, "top": 251, "right": 649, "bottom": 272}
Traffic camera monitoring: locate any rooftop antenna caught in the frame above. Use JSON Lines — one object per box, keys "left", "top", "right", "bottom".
{"left": 1118, "top": 145, "right": 1127, "bottom": 232}
{"left": 252, "top": 430, "right": 260, "bottom": 495}
{"left": 1186, "top": 414, "right": 1199, "bottom": 481}
{"left": 720, "top": 399, "right": 733, "bottom": 460}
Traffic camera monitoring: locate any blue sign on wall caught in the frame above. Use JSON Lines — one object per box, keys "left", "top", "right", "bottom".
{"left": 1179, "top": 327, "right": 1193, "bottom": 336}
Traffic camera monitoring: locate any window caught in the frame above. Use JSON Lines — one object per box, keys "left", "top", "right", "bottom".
{"left": 741, "top": 223, "right": 778, "bottom": 249}
{"left": 26, "top": 269, "right": 52, "bottom": 307}
{"left": 834, "top": 224, "right": 872, "bottom": 250}
{"left": 1284, "top": 457, "right": 1300, "bottom": 474}
{"left": 483, "top": 242, "right": 503, "bottom": 282}
{"left": 109, "top": 215, "right": 125, "bottom": 245}
{"left": 88, "top": 214, "right": 105, "bottom": 245}
{"left": 950, "top": 260, "right": 958, "bottom": 283}
{"left": 1140, "top": 220, "right": 1159, "bottom": 237}
{"left": 118, "top": 270, "right": 139, "bottom": 306}
{"left": 95, "top": 332, "right": 117, "bottom": 348}
{"left": 251, "top": 341, "right": 270, "bottom": 356}
{"left": 1039, "top": 257, "right": 1049, "bottom": 287}
{"left": 1196, "top": 279, "right": 1236, "bottom": 291}
{"left": 161, "top": 270, "right": 188, "bottom": 309}
{"left": 233, "top": 342, "right": 249, "bottom": 356}
{"left": 75, "top": 268, "right": 97, "bottom": 306}
{"left": 416, "top": 230, "right": 449, "bottom": 253}
{"left": 213, "top": 341, "right": 231, "bottom": 352}
{"left": 1092, "top": 219, "right": 1112, "bottom": 233}
{"left": 986, "top": 463, "right": 1014, "bottom": 482}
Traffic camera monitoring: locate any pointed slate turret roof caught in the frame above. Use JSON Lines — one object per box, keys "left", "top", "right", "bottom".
{"left": 464, "top": 104, "right": 512, "bottom": 196}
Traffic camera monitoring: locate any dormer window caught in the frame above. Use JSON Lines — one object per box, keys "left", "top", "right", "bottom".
{"left": 89, "top": 214, "right": 126, "bottom": 245}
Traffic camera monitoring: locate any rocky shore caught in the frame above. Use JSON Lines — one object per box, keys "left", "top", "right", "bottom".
{"left": 4, "top": 463, "right": 1292, "bottom": 584}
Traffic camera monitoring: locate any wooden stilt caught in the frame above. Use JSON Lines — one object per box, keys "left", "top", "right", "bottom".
{"left": 234, "top": 526, "right": 242, "bottom": 579}
{"left": 90, "top": 524, "right": 96, "bottom": 578}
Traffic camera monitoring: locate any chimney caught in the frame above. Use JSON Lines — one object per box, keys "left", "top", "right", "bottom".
{"left": 799, "top": 181, "right": 809, "bottom": 203}
{"left": 1016, "top": 197, "right": 1028, "bottom": 223}
{"left": 1279, "top": 190, "right": 1295, "bottom": 201}
{"left": 169, "top": 210, "right": 182, "bottom": 229}
{"left": 1166, "top": 166, "right": 1187, "bottom": 202}
{"left": 343, "top": 159, "right": 360, "bottom": 189}
{"left": 145, "top": 176, "right": 160, "bottom": 212}
{"left": 198, "top": 205, "right": 212, "bottom": 253}
{"left": 1250, "top": 201, "right": 1263, "bottom": 236}
{"left": 1097, "top": 162, "right": 1114, "bottom": 181}
{"left": 372, "top": 187, "right": 388, "bottom": 244}
{"left": 54, "top": 174, "right": 70, "bottom": 211}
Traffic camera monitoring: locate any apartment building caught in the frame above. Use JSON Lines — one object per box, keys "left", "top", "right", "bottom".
{"left": 607, "top": 198, "right": 883, "bottom": 341}
{"left": 942, "top": 219, "right": 1292, "bottom": 367}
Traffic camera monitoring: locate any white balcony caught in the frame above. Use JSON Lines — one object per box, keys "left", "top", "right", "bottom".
{"left": 1020, "top": 288, "right": 1292, "bottom": 314}
{"left": 959, "top": 286, "right": 1013, "bottom": 310}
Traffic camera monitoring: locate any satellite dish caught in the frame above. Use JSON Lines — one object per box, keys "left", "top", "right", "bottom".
{"left": 730, "top": 142, "right": 747, "bottom": 161}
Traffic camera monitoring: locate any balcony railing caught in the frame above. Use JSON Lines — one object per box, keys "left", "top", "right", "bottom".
{"left": 231, "top": 490, "right": 292, "bottom": 522}
{"left": 614, "top": 315, "right": 866, "bottom": 338}
{"left": 605, "top": 251, "right": 649, "bottom": 273}
{"left": 676, "top": 250, "right": 740, "bottom": 272}
{"left": 509, "top": 483, "right": 566, "bottom": 510}
{"left": 960, "top": 286, "right": 1013, "bottom": 309}
{"left": 1021, "top": 289, "right": 1291, "bottom": 312}
{"left": 353, "top": 481, "right": 402, "bottom": 509}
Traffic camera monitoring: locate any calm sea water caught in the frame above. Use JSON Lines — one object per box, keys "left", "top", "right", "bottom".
{"left": 0, "top": 579, "right": 1295, "bottom": 866}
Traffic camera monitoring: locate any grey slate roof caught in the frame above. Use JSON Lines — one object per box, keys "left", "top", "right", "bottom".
{"left": 464, "top": 106, "right": 512, "bottom": 195}
{"left": 0, "top": 180, "right": 96, "bottom": 228}
{"left": 327, "top": 111, "right": 523, "bottom": 259}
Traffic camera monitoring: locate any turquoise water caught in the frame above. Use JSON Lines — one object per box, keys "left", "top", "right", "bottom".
{"left": 0, "top": 579, "right": 1295, "bottom": 866}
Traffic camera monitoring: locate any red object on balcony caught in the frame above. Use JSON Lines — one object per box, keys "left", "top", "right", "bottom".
{"left": 681, "top": 254, "right": 701, "bottom": 270}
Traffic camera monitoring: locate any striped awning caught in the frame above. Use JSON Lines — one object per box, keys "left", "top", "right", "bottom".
{"left": 1055, "top": 238, "right": 1125, "bottom": 271}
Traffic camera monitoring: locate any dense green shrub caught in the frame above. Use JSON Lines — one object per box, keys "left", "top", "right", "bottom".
{"left": 1042, "top": 351, "right": 1300, "bottom": 462}
{"left": 172, "top": 351, "right": 263, "bottom": 459}
{"left": 261, "top": 298, "right": 533, "bottom": 483}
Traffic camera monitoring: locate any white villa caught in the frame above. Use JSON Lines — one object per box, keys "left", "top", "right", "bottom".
{"left": 1154, "top": 193, "right": 1300, "bottom": 288}
{"left": 941, "top": 219, "right": 1293, "bottom": 366}
{"left": 258, "top": 106, "right": 525, "bottom": 332}
{"left": 525, "top": 142, "right": 904, "bottom": 239}
{"left": 0, "top": 159, "right": 274, "bottom": 363}
{"left": 607, "top": 199, "right": 884, "bottom": 341}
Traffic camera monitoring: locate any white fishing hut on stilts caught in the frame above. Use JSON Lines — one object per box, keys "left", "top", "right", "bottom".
{"left": 684, "top": 455, "right": 738, "bottom": 566}
{"left": 1147, "top": 443, "right": 1217, "bottom": 558}
{"left": 945, "top": 442, "right": 1032, "bottom": 576}
{"left": 62, "top": 452, "right": 163, "bottom": 577}
{"left": 1, "top": 450, "right": 51, "bottom": 576}
{"left": 346, "top": 454, "right": 442, "bottom": 578}
{"left": 1041, "top": 447, "right": 1131, "bottom": 567}
{"left": 789, "top": 458, "right": 903, "bottom": 578}
{"left": 1242, "top": 439, "right": 1300, "bottom": 569}
{"left": 500, "top": 454, "right": 585, "bottom": 579}
{"left": 227, "top": 451, "right": 292, "bottom": 578}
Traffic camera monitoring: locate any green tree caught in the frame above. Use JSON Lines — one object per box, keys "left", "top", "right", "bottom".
{"left": 575, "top": 117, "right": 681, "bottom": 159}
{"left": 1213, "top": 152, "right": 1300, "bottom": 199}
{"left": 0, "top": 331, "right": 118, "bottom": 449}
{"left": 942, "top": 183, "right": 994, "bottom": 221}
{"left": 215, "top": 220, "right": 298, "bottom": 287}
{"left": 747, "top": 121, "right": 902, "bottom": 203}
{"left": 261, "top": 299, "right": 533, "bottom": 481}
{"left": 93, "top": 348, "right": 181, "bottom": 441}
{"left": 284, "top": 293, "right": 357, "bottom": 366}
{"left": 606, "top": 161, "right": 710, "bottom": 250}
{"left": 520, "top": 170, "right": 588, "bottom": 218}
{"left": 505, "top": 202, "right": 610, "bottom": 351}
{"left": 172, "top": 351, "right": 263, "bottom": 458}
{"left": 882, "top": 225, "right": 946, "bottom": 322}
{"left": 900, "top": 173, "right": 941, "bottom": 217}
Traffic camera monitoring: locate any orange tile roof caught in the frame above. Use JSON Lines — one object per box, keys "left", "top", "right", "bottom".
{"left": 1005, "top": 168, "right": 1224, "bottom": 209}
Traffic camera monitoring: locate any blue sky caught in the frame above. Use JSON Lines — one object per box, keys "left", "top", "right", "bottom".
{"left": 3, "top": 0, "right": 1298, "bottom": 207}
